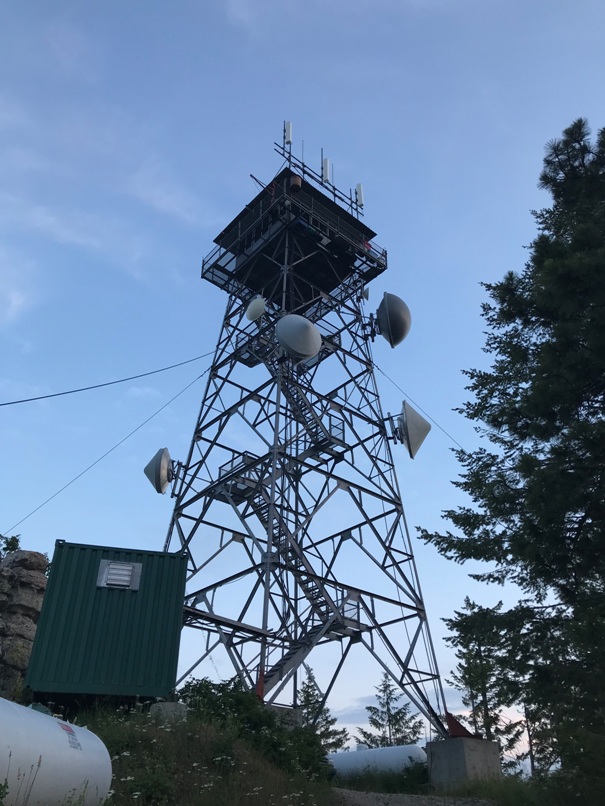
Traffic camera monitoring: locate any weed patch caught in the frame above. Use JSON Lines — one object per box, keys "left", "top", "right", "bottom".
{"left": 333, "top": 762, "right": 429, "bottom": 795}
{"left": 82, "top": 706, "right": 334, "bottom": 805}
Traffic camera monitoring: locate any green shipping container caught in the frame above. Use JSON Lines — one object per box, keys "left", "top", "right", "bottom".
{"left": 26, "top": 541, "right": 187, "bottom": 700}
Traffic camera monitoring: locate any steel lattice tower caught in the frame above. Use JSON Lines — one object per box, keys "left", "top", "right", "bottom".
{"left": 162, "top": 135, "right": 448, "bottom": 735}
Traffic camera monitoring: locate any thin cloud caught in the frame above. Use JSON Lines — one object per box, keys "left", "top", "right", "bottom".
{"left": 0, "top": 94, "right": 30, "bottom": 130}
{"left": 0, "top": 378, "right": 44, "bottom": 402}
{"left": 0, "top": 289, "right": 28, "bottom": 325}
{"left": 222, "top": 0, "right": 451, "bottom": 36}
{"left": 0, "top": 90, "right": 218, "bottom": 232}
{"left": 334, "top": 694, "right": 378, "bottom": 724}
{"left": 127, "top": 386, "right": 163, "bottom": 399}
{"left": 0, "top": 191, "right": 103, "bottom": 250}
{"left": 224, "top": 0, "right": 263, "bottom": 33}
{"left": 45, "top": 21, "right": 100, "bottom": 82}
{"left": 125, "top": 160, "right": 220, "bottom": 228}
{"left": 1, "top": 146, "right": 56, "bottom": 175}
{"left": 0, "top": 247, "right": 36, "bottom": 326}
{"left": 0, "top": 190, "right": 151, "bottom": 275}
{"left": 222, "top": 0, "right": 307, "bottom": 37}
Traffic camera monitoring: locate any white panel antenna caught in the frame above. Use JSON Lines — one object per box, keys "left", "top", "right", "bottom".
{"left": 355, "top": 183, "right": 365, "bottom": 208}
{"left": 322, "top": 158, "right": 331, "bottom": 184}
{"left": 284, "top": 121, "right": 293, "bottom": 145}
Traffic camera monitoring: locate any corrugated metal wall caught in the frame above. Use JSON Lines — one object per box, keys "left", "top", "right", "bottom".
{"left": 26, "top": 541, "right": 187, "bottom": 699}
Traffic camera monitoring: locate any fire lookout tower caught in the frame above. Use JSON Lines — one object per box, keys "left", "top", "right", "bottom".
{"left": 146, "top": 124, "right": 448, "bottom": 736}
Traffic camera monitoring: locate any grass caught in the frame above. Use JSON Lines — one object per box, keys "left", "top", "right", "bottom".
{"left": 441, "top": 777, "right": 543, "bottom": 806}
{"left": 332, "top": 762, "right": 430, "bottom": 795}
{"left": 7, "top": 709, "right": 603, "bottom": 806}
{"left": 8, "top": 674, "right": 605, "bottom": 806}
{"left": 80, "top": 707, "right": 336, "bottom": 806}
{"left": 334, "top": 767, "right": 605, "bottom": 806}
{"left": 447, "top": 772, "right": 605, "bottom": 806}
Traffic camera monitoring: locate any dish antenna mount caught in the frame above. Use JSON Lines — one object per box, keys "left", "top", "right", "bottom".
{"left": 143, "top": 448, "right": 174, "bottom": 494}
{"left": 376, "top": 292, "right": 412, "bottom": 347}
{"left": 392, "top": 401, "right": 432, "bottom": 459}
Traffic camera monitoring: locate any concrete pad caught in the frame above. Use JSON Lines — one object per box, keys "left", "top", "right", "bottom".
{"left": 426, "top": 738, "right": 501, "bottom": 790}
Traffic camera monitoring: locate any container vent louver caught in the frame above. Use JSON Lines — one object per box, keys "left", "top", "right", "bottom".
{"left": 97, "top": 559, "right": 142, "bottom": 591}
{"left": 106, "top": 562, "right": 134, "bottom": 587}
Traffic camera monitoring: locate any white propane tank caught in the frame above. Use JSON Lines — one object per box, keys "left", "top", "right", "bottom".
{"left": 0, "top": 697, "right": 112, "bottom": 806}
{"left": 328, "top": 743, "right": 426, "bottom": 776}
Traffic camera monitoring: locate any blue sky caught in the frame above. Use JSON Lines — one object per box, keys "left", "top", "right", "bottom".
{"left": 2, "top": 0, "right": 604, "bottom": 737}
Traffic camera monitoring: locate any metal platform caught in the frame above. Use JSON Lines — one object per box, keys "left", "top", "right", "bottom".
{"left": 202, "top": 168, "right": 387, "bottom": 316}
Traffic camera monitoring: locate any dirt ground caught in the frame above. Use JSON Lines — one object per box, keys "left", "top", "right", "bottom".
{"left": 332, "top": 789, "right": 493, "bottom": 806}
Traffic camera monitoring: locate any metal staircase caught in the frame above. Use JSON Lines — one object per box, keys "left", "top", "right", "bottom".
{"left": 262, "top": 623, "right": 328, "bottom": 694}
{"left": 252, "top": 485, "right": 334, "bottom": 618}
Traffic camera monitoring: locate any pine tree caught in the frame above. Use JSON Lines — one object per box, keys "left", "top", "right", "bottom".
{"left": 298, "top": 668, "right": 349, "bottom": 752}
{"left": 419, "top": 119, "right": 605, "bottom": 782}
{"left": 445, "top": 598, "right": 526, "bottom": 770}
{"left": 356, "top": 672, "right": 423, "bottom": 747}
{"left": 0, "top": 534, "right": 20, "bottom": 559}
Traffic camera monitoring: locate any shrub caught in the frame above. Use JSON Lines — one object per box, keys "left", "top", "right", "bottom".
{"left": 179, "top": 677, "right": 329, "bottom": 780}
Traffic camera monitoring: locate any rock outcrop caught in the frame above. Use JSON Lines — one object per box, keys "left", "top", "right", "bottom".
{"left": 0, "top": 550, "right": 48, "bottom": 699}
